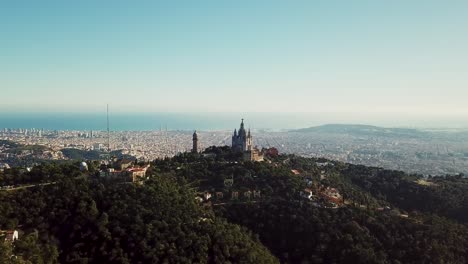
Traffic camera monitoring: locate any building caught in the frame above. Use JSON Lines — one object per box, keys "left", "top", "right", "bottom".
{"left": 232, "top": 119, "right": 252, "bottom": 152}
{"left": 79, "top": 162, "right": 88, "bottom": 171}
{"left": 203, "top": 191, "right": 212, "bottom": 201}
{"left": 243, "top": 148, "right": 264, "bottom": 162}
{"left": 126, "top": 165, "right": 150, "bottom": 183}
{"left": 224, "top": 176, "right": 234, "bottom": 187}
{"left": 93, "top": 143, "right": 104, "bottom": 151}
{"left": 0, "top": 163, "right": 10, "bottom": 172}
{"left": 231, "top": 119, "right": 264, "bottom": 162}
{"left": 301, "top": 188, "right": 314, "bottom": 200}
{"left": 0, "top": 230, "right": 19, "bottom": 243}
{"left": 192, "top": 131, "right": 199, "bottom": 153}
{"left": 321, "top": 187, "right": 343, "bottom": 205}
{"left": 291, "top": 169, "right": 301, "bottom": 175}
{"left": 114, "top": 158, "right": 135, "bottom": 170}
{"left": 100, "top": 164, "right": 150, "bottom": 183}
{"left": 263, "top": 147, "right": 279, "bottom": 157}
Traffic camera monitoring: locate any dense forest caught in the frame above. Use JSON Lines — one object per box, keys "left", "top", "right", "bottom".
{"left": 1, "top": 147, "right": 468, "bottom": 263}
{"left": 0, "top": 175, "right": 276, "bottom": 263}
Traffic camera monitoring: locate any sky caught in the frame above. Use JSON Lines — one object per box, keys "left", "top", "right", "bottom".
{"left": 1, "top": 1, "right": 468, "bottom": 124}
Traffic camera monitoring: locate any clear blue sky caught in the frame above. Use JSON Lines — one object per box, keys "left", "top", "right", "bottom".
{"left": 1, "top": 1, "right": 467, "bottom": 120}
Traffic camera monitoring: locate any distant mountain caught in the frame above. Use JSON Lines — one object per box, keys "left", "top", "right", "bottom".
{"left": 293, "top": 124, "right": 428, "bottom": 138}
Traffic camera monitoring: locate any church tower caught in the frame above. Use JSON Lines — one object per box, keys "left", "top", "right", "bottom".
{"left": 192, "top": 131, "right": 199, "bottom": 153}
{"left": 232, "top": 119, "right": 252, "bottom": 152}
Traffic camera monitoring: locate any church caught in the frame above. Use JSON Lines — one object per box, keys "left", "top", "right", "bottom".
{"left": 231, "top": 119, "right": 264, "bottom": 162}
{"left": 232, "top": 119, "right": 252, "bottom": 152}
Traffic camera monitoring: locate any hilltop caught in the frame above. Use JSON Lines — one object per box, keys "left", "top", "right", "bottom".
{"left": 1, "top": 147, "right": 468, "bottom": 263}
{"left": 294, "top": 124, "right": 428, "bottom": 138}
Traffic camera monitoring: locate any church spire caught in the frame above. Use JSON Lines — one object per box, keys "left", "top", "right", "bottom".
{"left": 238, "top": 119, "right": 246, "bottom": 137}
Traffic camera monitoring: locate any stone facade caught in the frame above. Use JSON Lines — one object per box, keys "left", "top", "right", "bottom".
{"left": 231, "top": 119, "right": 252, "bottom": 152}
{"left": 231, "top": 119, "right": 264, "bottom": 162}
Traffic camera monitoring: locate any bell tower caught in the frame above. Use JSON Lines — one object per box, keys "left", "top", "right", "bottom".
{"left": 192, "top": 131, "right": 199, "bottom": 153}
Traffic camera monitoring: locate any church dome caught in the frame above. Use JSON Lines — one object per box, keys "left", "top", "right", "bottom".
{"left": 80, "top": 162, "right": 88, "bottom": 171}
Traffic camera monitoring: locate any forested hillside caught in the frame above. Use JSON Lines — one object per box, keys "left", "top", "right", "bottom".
{"left": 1, "top": 148, "right": 468, "bottom": 263}
{"left": 0, "top": 173, "right": 276, "bottom": 263}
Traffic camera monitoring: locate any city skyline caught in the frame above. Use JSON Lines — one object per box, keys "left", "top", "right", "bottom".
{"left": 2, "top": 1, "right": 468, "bottom": 120}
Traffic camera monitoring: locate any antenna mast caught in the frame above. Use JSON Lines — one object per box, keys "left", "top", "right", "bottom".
{"left": 107, "top": 104, "right": 110, "bottom": 151}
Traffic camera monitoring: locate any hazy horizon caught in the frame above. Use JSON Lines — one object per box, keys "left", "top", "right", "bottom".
{"left": 2, "top": 1, "right": 468, "bottom": 117}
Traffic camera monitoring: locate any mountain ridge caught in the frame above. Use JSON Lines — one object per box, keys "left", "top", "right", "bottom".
{"left": 293, "top": 124, "right": 429, "bottom": 137}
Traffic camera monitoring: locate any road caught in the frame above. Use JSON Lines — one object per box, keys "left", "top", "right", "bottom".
{"left": 1, "top": 182, "right": 57, "bottom": 192}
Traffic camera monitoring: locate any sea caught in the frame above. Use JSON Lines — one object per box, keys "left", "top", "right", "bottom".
{"left": 0, "top": 112, "right": 306, "bottom": 131}
{"left": 0, "top": 112, "right": 466, "bottom": 131}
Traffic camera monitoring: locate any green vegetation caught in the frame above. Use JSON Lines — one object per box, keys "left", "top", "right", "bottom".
{"left": 340, "top": 163, "right": 468, "bottom": 223}
{"left": 0, "top": 162, "right": 94, "bottom": 186}
{"left": 0, "top": 140, "right": 20, "bottom": 149}
{"left": 2, "top": 147, "right": 468, "bottom": 263}
{"left": 61, "top": 148, "right": 102, "bottom": 160}
{"left": 0, "top": 168, "right": 277, "bottom": 263}
{"left": 4, "top": 145, "right": 50, "bottom": 155}
{"left": 154, "top": 150, "right": 468, "bottom": 263}
{"left": 217, "top": 200, "right": 468, "bottom": 263}
{"left": 60, "top": 148, "right": 132, "bottom": 161}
